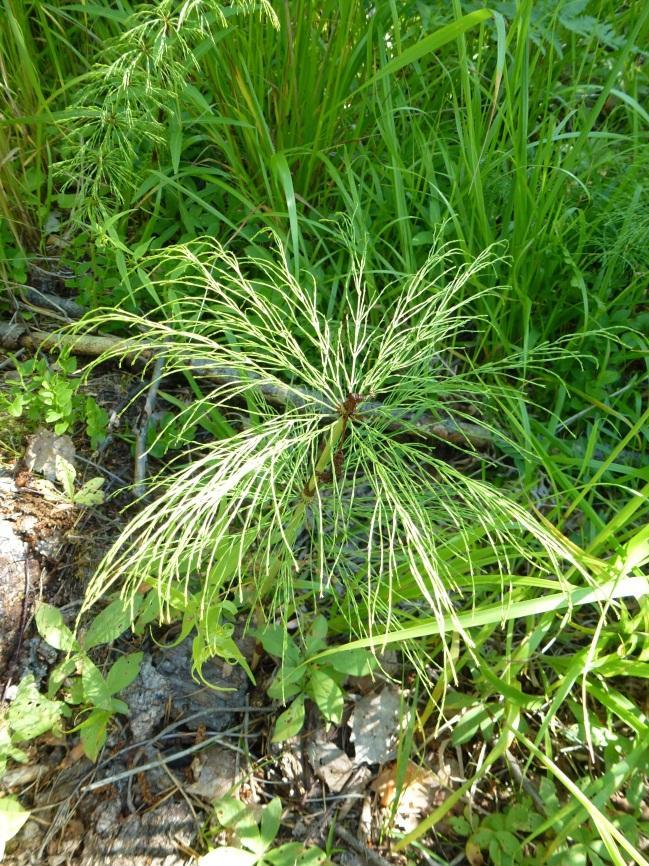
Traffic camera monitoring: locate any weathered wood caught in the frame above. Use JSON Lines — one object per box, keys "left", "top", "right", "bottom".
{"left": 0, "top": 322, "right": 493, "bottom": 449}
{"left": 0, "top": 322, "right": 138, "bottom": 358}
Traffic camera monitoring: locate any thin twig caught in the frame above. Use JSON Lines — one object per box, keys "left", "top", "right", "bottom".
{"left": 333, "top": 824, "right": 393, "bottom": 866}
{"left": 81, "top": 732, "right": 246, "bottom": 793}
{"left": 134, "top": 356, "right": 165, "bottom": 497}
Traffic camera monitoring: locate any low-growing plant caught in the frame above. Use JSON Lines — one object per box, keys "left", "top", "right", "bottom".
{"left": 54, "top": 456, "right": 106, "bottom": 507}
{"left": 1, "top": 354, "right": 108, "bottom": 447}
{"left": 463, "top": 800, "right": 544, "bottom": 866}
{"left": 34, "top": 602, "right": 143, "bottom": 762}
{"left": 199, "top": 796, "right": 330, "bottom": 866}
{"left": 259, "top": 614, "right": 377, "bottom": 742}
{"left": 1, "top": 601, "right": 143, "bottom": 775}
{"left": 0, "top": 600, "right": 143, "bottom": 852}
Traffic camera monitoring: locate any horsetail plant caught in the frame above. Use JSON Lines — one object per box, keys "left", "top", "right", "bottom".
{"left": 55, "top": 0, "right": 278, "bottom": 221}
{"left": 78, "top": 235, "right": 591, "bottom": 675}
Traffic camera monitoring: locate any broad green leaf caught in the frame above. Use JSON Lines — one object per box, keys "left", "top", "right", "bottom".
{"left": 267, "top": 670, "right": 303, "bottom": 702}
{"left": 133, "top": 591, "right": 161, "bottom": 634}
{"left": 79, "top": 709, "right": 111, "bottom": 762}
{"left": 215, "top": 797, "right": 257, "bottom": 831}
{"left": 305, "top": 615, "right": 328, "bottom": 655}
{"left": 109, "top": 698, "right": 129, "bottom": 715}
{"left": 295, "top": 848, "right": 328, "bottom": 865}
{"left": 35, "top": 604, "right": 78, "bottom": 652}
{"left": 0, "top": 796, "right": 30, "bottom": 857}
{"left": 265, "top": 843, "right": 329, "bottom": 865}
{"left": 496, "top": 831, "right": 520, "bottom": 857}
{"left": 74, "top": 476, "right": 105, "bottom": 506}
{"left": 0, "top": 723, "right": 29, "bottom": 775}
{"left": 83, "top": 597, "right": 142, "bottom": 649}
{"left": 260, "top": 797, "right": 282, "bottom": 848}
{"left": 488, "top": 837, "right": 502, "bottom": 865}
{"left": 47, "top": 657, "right": 77, "bottom": 698}
{"left": 7, "top": 393, "right": 24, "bottom": 417}
{"left": 79, "top": 658, "right": 113, "bottom": 711}
{"left": 8, "top": 676, "right": 64, "bottom": 742}
{"left": 105, "top": 653, "right": 143, "bottom": 695}
{"left": 326, "top": 650, "right": 377, "bottom": 678}
{"left": 214, "top": 798, "right": 263, "bottom": 855}
{"left": 307, "top": 670, "right": 344, "bottom": 724}
{"left": 272, "top": 696, "right": 305, "bottom": 743}
{"left": 259, "top": 626, "right": 300, "bottom": 665}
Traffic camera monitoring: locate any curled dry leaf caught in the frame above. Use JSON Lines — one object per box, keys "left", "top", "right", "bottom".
{"left": 371, "top": 760, "right": 454, "bottom": 832}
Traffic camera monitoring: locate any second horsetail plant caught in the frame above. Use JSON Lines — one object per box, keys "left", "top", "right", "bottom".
{"left": 78, "top": 236, "right": 589, "bottom": 673}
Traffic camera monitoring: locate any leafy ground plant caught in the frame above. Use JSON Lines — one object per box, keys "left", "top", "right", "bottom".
{"left": 0, "top": 599, "right": 142, "bottom": 853}
{"left": 199, "top": 796, "right": 330, "bottom": 866}
{"left": 0, "top": 353, "right": 108, "bottom": 447}
{"left": 259, "top": 614, "right": 377, "bottom": 742}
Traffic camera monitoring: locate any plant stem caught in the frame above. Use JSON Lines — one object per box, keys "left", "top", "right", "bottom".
{"left": 257, "top": 416, "right": 345, "bottom": 602}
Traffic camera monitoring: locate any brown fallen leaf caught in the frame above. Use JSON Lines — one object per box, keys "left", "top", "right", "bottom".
{"left": 371, "top": 760, "right": 453, "bottom": 832}
{"left": 466, "top": 839, "right": 485, "bottom": 866}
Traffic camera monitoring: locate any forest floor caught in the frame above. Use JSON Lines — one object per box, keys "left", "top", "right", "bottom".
{"left": 1, "top": 328, "right": 464, "bottom": 866}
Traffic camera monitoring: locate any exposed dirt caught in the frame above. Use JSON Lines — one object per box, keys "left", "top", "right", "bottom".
{"left": 0, "top": 467, "right": 74, "bottom": 684}
{"left": 0, "top": 354, "right": 454, "bottom": 866}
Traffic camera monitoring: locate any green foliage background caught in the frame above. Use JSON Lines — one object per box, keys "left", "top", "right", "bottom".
{"left": 1, "top": 0, "right": 648, "bottom": 862}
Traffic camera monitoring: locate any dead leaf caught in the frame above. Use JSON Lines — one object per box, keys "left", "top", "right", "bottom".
{"left": 25, "top": 431, "right": 75, "bottom": 482}
{"left": 349, "top": 687, "right": 401, "bottom": 765}
{"left": 371, "top": 760, "right": 453, "bottom": 832}
{"left": 466, "top": 839, "right": 484, "bottom": 866}
{"left": 309, "top": 743, "right": 354, "bottom": 793}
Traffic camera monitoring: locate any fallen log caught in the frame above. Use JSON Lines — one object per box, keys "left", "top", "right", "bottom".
{"left": 0, "top": 321, "right": 493, "bottom": 449}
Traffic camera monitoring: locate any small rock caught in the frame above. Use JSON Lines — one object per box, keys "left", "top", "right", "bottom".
{"left": 187, "top": 746, "right": 242, "bottom": 800}
{"left": 122, "top": 656, "right": 171, "bottom": 740}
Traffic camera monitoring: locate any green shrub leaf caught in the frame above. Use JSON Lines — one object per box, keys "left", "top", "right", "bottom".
{"left": 272, "top": 696, "right": 306, "bottom": 743}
